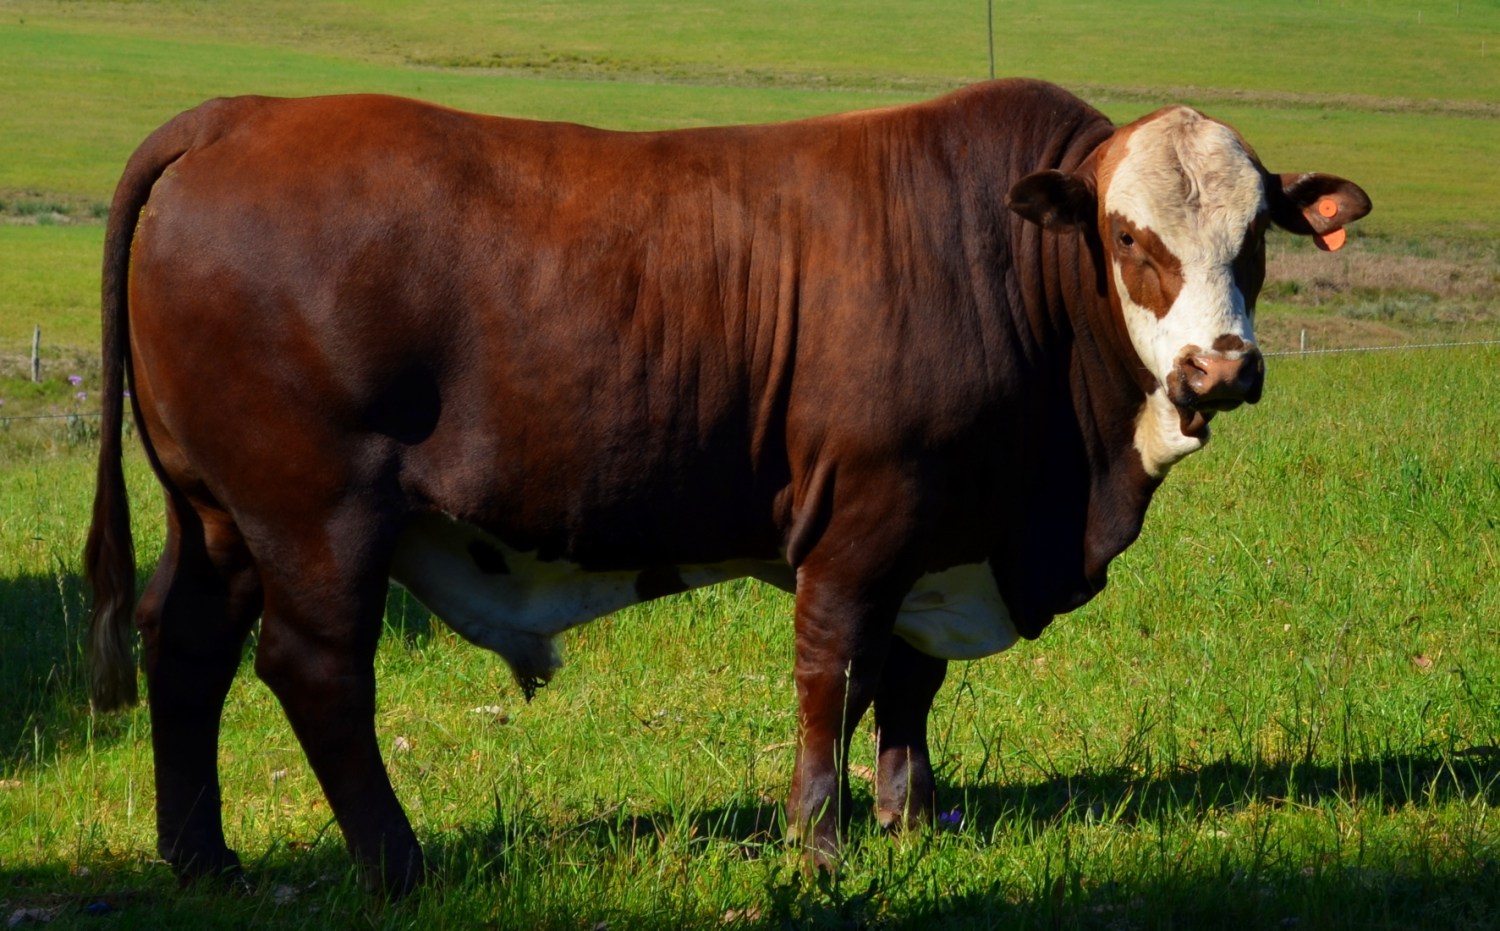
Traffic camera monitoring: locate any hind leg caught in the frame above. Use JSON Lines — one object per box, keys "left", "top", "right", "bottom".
{"left": 251, "top": 511, "right": 423, "bottom": 895}
{"left": 138, "top": 496, "right": 262, "bottom": 880}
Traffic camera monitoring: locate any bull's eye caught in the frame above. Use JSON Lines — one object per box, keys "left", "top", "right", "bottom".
{"left": 1118, "top": 232, "right": 1136, "bottom": 248}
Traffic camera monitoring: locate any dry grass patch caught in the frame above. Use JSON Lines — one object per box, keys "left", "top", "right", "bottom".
{"left": 1267, "top": 239, "right": 1499, "bottom": 305}
{"left": 1258, "top": 235, "right": 1500, "bottom": 353}
{"left": 0, "top": 189, "right": 108, "bottom": 226}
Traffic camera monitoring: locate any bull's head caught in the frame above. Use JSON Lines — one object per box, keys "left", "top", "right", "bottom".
{"left": 1007, "top": 106, "right": 1371, "bottom": 476}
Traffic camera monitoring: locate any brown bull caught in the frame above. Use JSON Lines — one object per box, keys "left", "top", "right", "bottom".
{"left": 86, "top": 79, "right": 1369, "bottom": 893}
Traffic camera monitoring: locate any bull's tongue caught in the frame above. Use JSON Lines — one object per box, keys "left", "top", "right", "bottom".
{"left": 1179, "top": 407, "right": 1211, "bottom": 440}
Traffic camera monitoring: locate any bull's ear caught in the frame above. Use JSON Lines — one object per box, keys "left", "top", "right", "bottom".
{"left": 1007, "top": 169, "right": 1097, "bottom": 231}
{"left": 1268, "top": 172, "right": 1372, "bottom": 252}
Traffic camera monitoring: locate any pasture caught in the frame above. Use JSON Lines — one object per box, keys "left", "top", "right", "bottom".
{"left": 2, "top": 1, "right": 1498, "bottom": 927}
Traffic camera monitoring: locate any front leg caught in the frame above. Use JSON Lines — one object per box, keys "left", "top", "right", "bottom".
{"left": 786, "top": 567, "right": 905, "bottom": 869}
{"left": 874, "top": 635, "right": 948, "bottom": 831}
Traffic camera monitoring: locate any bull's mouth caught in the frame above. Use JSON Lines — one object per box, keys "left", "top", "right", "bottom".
{"left": 1178, "top": 406, "right": 1214, "bottom": 440}
{"left": 1176, "top": 389, "right": 1248, "bottom": 440}
{"left": 1165, "top": 344, "right": 1265, "bottom": 442}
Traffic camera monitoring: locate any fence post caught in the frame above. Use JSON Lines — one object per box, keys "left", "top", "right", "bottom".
{"left": 987, "top": 0, "right": 996, "bottom": 80}
{"left": 1299, "top": 329, "right": 1307, "bottom": 354}
{"left": 31, "top": 325, "right": 41, "bottom": 383}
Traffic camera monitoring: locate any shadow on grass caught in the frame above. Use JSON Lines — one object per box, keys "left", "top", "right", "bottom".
{"left": 429, "top": 748, "right": 1500, "bottom": 865}
{"left": 0, "top": 571, "right": 435, "bottom": 774}
{"left": 944, "top": 745, "right": 1500, "bottom": 835}
{"left": 7, "top": 750, "right": 1497, "bottom": 928}
{"left": 0, "top": 846, "right": 377, "bottom": 931}
{"left": 0, "top": 570, "right": 98, "bottom": 773}
{"left": 9, "top": 839, "right": 1496, "bottom": 930}
{"left": 415, "top": 750, "right": 1500, "bottom": 927}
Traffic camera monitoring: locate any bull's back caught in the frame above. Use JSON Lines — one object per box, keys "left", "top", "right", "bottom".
{"left": 128, "top": 95, "right": 830, "bottom": 563}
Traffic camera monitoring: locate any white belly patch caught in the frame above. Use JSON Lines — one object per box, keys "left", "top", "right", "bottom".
{"left": 388, "top": 515, "right": 1018, "bottom": 692}
{"left": 894, "top": 561, "right": 1019, "bottom": 660}
{"left": 388, "top": 514, "right": 791, "bottom": 689}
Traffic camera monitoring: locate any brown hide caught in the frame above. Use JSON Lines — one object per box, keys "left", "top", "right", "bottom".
{"left": 130, "top": 82, "right": 1150, "bottom": 626}
{"left": 86, "top": 80, "right": 1256, "bottom": 891}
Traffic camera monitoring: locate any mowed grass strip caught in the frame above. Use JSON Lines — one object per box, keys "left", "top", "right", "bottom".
{"left": 3, "top": 0, "right": 1499, "bottom": 230}
{"left": 3, "top": 0, "right": 1499, "bottom": 391}
{"left": 9, "top": 0, "right": 1500, "bottom": 102}
{"left": 3, "top": 0, "right": 1498, "bottom": 382}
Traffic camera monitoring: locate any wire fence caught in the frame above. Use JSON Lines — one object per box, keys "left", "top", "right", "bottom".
{"left": 1, "top": 412, "right": 101, "bottom": 423}
{"left": 1264, "top": 337, "right": 1500, "bottom": 358}
{"left": 6, "top": 337, "right": 1499, "bottom": 428}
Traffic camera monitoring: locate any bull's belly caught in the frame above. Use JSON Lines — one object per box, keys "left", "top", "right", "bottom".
{"left": 389, "top": 514, "right": 1019, "bottom": 687}
{"left": 896, "top": 562, "right": 1020, "bottom": 659}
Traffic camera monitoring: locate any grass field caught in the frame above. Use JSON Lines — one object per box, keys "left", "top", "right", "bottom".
{"left": 3, "top": 0, "right": 1498, "bottom": 410}
{"left": 2, "top": 2, "right": 1498, "bottom": 928}
{"left": 3, "top": 351, "right": 1497, "bottom": 929}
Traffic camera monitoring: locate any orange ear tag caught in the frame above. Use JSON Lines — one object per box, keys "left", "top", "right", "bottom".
{"left": 1314, "top": 227, "right": 1347, "bottom": 251}
{"left": 1313, "top": 197, "right": 1344, "bottom": 250}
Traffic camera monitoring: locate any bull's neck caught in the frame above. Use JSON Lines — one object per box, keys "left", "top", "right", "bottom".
{"left": 949, "top": 89, "right": 1164, "bottom": 631}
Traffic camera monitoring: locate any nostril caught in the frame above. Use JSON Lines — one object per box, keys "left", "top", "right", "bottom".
{"left": 1180, "top": 350, "right": 1264, "bottom": 406}
{"left": 1183, "top": 354, "right": 1223, "bottom": 392}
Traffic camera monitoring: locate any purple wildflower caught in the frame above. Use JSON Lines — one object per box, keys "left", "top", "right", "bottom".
{"left": 75, "top": 391, "right": 87, "bottom": 402}
{"left": 68, "top": 374, "right": 83, "bottom": 387}
{"left": 938, "top": 809, "right": 963, "bottom": 827}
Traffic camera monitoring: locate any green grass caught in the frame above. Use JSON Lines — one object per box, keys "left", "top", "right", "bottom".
{"left": 10, "top": 0, "right": 1499, "bottom": 102}
{"left": 3, "top": 349, "right": 1497, "bottom": 928}
{"left": 2, "top": 0, "right": 1499, "bottom": 232}
{"left": 3, "top": 0, "right": 1499, "bottom": 376}
{"left": 0, "top": 227, "right": 104, "bottom": 352}
{"left": 3, "top": 1, "right": 1499, "bottom": 927}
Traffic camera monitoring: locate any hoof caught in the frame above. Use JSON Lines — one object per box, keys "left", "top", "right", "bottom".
{"left": 167, "top": 846, "right": 244, "bottom": 888}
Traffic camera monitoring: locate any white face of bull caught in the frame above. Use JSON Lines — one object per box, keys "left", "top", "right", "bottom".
{"left": 1100, "top": 107, "right": 1268, "bottom": 476}
{"left": 1001, "top": 102, "right": 1375, "bottom": 478}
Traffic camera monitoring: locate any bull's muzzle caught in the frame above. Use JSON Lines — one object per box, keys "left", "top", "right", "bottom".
{"left": 1171, "top": 343, "right": 1265, "bottom": 413}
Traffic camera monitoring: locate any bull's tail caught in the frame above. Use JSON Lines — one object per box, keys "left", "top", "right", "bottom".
{"left": 84, "top": 109, "right": 200, "bottom": 712}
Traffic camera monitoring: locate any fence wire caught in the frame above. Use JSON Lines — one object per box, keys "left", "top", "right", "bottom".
{"left": 6, "top": 338, "right": 1500, "bottom": 427}
{"left": 1265, "top": 338, "right": 1500, "bottom": 358}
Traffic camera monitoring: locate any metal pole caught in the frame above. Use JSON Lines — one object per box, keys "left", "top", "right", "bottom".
{"left": 987, "top": 0, "right": 996, "bottom": 80}
{"left": 31, "top": 325, "right": 41, "bottom": 383}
